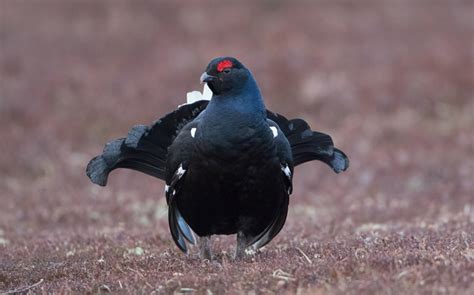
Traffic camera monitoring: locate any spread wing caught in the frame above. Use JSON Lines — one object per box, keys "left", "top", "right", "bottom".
{"left": 166, "top": 163, "right": 196, "bottom": 253}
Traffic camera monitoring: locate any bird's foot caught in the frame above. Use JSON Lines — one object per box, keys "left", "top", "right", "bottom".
{"left": 233, "top": 249, "right": 244, "bottom": 261}
{"left": 233, "top": 232, "right": 256, "bottom": 261}
{"left": 199, "top": 236, "right": 213, "bottom": 260}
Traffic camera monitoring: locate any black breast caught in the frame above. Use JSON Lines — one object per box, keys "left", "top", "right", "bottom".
{"left": 176, "top": 126, "right": 286, "bottom": 237}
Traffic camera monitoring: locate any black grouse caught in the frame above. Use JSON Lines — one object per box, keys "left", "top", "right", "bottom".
{"left": 86, "top": 57, "right": 349, "bottom": 259}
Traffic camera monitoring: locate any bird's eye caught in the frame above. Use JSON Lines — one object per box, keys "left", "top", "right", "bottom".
{"left": 223, "top": 68, "right": 231, "bottom": 74}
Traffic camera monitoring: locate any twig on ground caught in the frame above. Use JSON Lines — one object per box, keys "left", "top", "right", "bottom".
{"left": 2, "top": 278, "right": 44, "bottom": 294}
{"left": 296, "top": 247, "right": 313, "bottom": 265}
{"left": 272, "top": 269, "right": 296, "bottom": 282}
{"left": 127, "top": 267, "right": 145, "bottom": 278}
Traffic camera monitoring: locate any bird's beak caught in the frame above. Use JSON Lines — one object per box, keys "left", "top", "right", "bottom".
{"left": 200, "top": 72, "right": 216, "bottom": 84}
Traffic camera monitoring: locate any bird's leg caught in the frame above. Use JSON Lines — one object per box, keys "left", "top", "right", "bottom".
{"left": 234, "top": 231, "right": 249, "bottom": 260}
{"left": 199, "top": 236, "right": 213, "bottom": 260}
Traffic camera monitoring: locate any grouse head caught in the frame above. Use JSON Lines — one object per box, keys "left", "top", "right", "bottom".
{"left": 200, "top": 57, "right": 251, "bottom": 96}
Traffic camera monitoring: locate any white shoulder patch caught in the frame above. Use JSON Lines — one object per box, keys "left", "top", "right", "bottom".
{"left": 177, "top": 165, "right": 186, "bottom": 177}
{"left": 281, "top": 164, "right": 292, "bottom": 195}
{"left": 281, "top": 164, "right": 292, "bottom": 178}
{"left": 190, "top": 127, "right": 197, "bottom": 138}
{"left": 164, "top": 185, "right": 170, "bottom": 193}
{"left": 270, "top": 126, "right": 278, "bottom": 138}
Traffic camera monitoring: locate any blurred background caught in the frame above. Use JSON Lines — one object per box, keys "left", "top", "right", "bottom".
{"left": 1, "top": 1, "right": 473, "bottom": 293}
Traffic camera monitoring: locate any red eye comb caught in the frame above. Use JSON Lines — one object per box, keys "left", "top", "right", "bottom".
{"left": 217, "top": 60, "right": 233, "bottom": 72}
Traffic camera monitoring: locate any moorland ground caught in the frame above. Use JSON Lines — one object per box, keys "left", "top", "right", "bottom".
{"left": 1, "top": 1, "right": 473, "bottom": 294}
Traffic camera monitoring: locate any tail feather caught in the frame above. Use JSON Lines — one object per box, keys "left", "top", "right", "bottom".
{"left": 86, "top": 137, "right": 166, "bottom": 186}
{"left": 267, "top": 111, "right": 349, "bottom": 172}
{"left": 86, "top": 101, "right": 209, "bottom": 186}
{"left": 330, "top": 148, "right": 349, "bottom": 173}
{"left": 87, "top": 102, "right": 347, "bottom": 188}
{"left": 86, "top": 155, "right": 112, "bottom": 186}
{"left": 292, "top": 143, "right": 349, "bottom": 173}
{"left": 290, "top": 132, "right": 333, "bottom": 152}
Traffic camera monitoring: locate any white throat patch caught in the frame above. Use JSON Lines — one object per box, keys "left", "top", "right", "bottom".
{"left": 270, "top": 126, "right": 278, "bottom": 138}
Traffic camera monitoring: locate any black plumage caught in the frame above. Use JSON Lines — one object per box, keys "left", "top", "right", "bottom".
{"left": 86, "top": 57, "right": 348, "bottom": 259}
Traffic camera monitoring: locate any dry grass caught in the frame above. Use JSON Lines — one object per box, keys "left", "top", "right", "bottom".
{"left": 0, "top": 1, "right": 473, "bottom": 294}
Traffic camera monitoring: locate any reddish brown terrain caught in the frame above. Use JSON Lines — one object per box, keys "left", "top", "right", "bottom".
{"left": 0, "top": 1, "right": 473, "bottom": 294}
